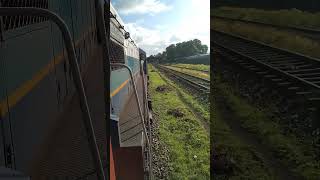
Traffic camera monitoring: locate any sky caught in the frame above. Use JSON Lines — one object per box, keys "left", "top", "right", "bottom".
{"left": 111, "top": 0, "right": 210, "bottom": 56}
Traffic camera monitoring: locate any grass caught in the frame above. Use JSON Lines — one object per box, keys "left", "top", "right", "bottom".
{"left": 157, "top": 63, "right": 276, "bottom": 179}
{"left": 170, "top": 64, "right": 210, "bottom": 72}
{"left": 211, "top": 76, "right": 277, "bottom": 179}
{"left": 153, "top": 64, "right": 273, "bottom": 179}
{"left": 212, "top": 7, "right": 320, "bottom": 29}
{"left": 158, "top": 65, "right": 210, "bottom": 123}
{"left": 164, "top": 65, "right": 210, "bottom": 80}
{"left": 149, "top": 64, "right": 210, "bottom": 179}
{"left": 212, "top": 18, "right": 320, "bottom": 58}
{"left": 214, "top": 76, "right": 320, "bottom": 179}
{"left": 212, "top": 95, "right": 275, "bottom": 179}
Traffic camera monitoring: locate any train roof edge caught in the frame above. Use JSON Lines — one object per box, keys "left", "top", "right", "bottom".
{"left": 110, "top": 3, "right": 147, "bottom": 56}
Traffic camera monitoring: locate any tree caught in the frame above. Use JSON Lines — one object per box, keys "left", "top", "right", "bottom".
{"left": 201, "top": 45, "right": 208, "bottom": 54}
{"left": 149, "top": 39, "right": 208, "bottom": 63}
{"left": 166, "top": 44, "right": 176, "bottom": 60}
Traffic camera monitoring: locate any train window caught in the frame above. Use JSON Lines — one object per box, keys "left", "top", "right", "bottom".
{"left": 0, "top": 0, "right": 49, "bottom": 31}
{"left": 110, "top": 40, "right": 125, "bottom": 70}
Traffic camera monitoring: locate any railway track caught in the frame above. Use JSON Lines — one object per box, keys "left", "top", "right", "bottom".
{"left": 157, "top": 65, "right": 210, "bottom": 93}
{"left": 212, "top": 15, "right": 320, "bottom": 40}
{"left": 213, "top": 29, "right": 320, "bottom": 125}
{"left": 155, "top": 65, "right": 210, "bottom": 134}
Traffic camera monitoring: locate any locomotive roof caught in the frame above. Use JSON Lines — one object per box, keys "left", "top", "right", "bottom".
{"left": 110, "top": 3, "right": 145, "bottom": 51}
{"left": 110, "top": 3, "right": 125, "bottom": 29}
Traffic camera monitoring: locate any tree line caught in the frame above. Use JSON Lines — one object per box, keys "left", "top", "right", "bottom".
{"left": 147, "top": 39, "right": 208, "bottom": 63}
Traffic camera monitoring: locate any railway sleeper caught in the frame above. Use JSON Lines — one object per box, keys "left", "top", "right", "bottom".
{"left": 288, "top": 68, "right": 320, "bottom": 74}
{"left": 214, "top": 44, "right": 320, "bottom": 134}
{"left": 295, "top": 72, "right": 320, "bottom": 78}
{"left": 243, "top": 65, "right": 257, "bottom": 69}
{"left": 269, "top": 60, "right": 302, "bottom": 65}
{"left": 271, "top": 78, "right": 283, "bottom": 82}
{"left": 263, "top": 74, "right": 278, "bottom": 78}
{"left": 303, "top": 77, "right": 320, "bottom": 81}
{"left": 248, "top": 67, "right": 260, "bottom": 71}
{"left": 296, "top": 64, "right": 314, "bottom": 69}
{"left": 256, "top": 71, "right": 268, "bottom": 75}
{"left": 278, "top": 82, "right": 292, "bottom": 86}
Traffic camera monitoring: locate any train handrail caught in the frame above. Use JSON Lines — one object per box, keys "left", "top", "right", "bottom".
{"left": 111, "top": 63, "right": 152, "bottom": 179}
{"left": 139, "top": 59, "right": 153, "bottom": 179}
{"left": 0, "top": 7, "right": 106, "bottom": 180}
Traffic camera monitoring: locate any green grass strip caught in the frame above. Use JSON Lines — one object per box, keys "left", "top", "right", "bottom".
{"left": 212, "top": 7, "right": 320, "bottom": 29}
{"left": 170, "top": 64, "right": 210, "bottom": 72}
{"left": 215, "top": 78, "right": 320, "bottom": 179}
{"left": 149, "top": 65, "right": 210, "bottom": 179}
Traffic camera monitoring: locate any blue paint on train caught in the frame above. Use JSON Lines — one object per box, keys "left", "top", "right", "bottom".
{"left": 110, "top": 55, "right": 142, "bottom": 117}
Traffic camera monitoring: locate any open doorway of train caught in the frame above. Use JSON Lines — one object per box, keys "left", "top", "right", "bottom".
{"left": 109, "top": 0, "right": 210, "bottom": 179}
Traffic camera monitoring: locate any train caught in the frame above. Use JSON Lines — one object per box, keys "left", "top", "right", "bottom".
{"left": 0, "top": 0, "right": 151, "bottom": 179}
{"left": 110, "top": 3, "right": 151, "bottom": 180}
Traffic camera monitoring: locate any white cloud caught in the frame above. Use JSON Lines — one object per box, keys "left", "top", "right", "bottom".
{"left": 126, "top": 22, "right": 209, "bottom": 56}
{"left": 122, "top": 0, "right": 210, "bottom": 56}
{"left": 113, "top": 0, "right": 172, "bottom": 15}
{"left": 125, "top": 23, "right": 168, "bottom": 55}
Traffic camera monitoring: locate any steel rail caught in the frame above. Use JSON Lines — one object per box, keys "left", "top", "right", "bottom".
{"left": 158, "top": 66, "right": 210, "bottom": 91}
{"left": 160, "top": 66, "right": 210, "bottom": 84}
{"left": 110, "top": 63, "right": 152, "bottom": 180}
{"left": 0, "top": 7, "right": 106, "bottom": 179}
{"left": 212, "top": 30, "right": 320, "bottom": 91}
{"left": 212, "top": 29, "right": 320, "bottom": 65}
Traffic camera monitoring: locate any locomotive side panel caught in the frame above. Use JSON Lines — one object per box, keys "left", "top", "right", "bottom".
{"left": 0, "top": 0, "right": 106, "bottom": 177}
{"left": 1, "top": 22, "right": 59, "bottom": 171}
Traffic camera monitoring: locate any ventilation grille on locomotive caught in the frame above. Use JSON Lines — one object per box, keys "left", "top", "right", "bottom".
{"left": 0, "top": 0, "right": 49, "bottom": 32}
{"left": 110, "top": 40, "right": 125, "bottom": 70}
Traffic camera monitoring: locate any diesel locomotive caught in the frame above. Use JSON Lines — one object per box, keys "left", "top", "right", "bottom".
{"left": 110, "top": 3, "right": 152, "bottom": 180}
{"left": 0, "top": 0, "right": 151, "bottom": 179}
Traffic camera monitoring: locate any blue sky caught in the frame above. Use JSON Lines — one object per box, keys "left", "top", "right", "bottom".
{"left": 111, "top": 0, "right": 210, "bottom": 56}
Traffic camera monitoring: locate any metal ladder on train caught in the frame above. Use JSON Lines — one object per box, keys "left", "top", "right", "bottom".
{"left": 110, "top": 63, "right": 153, "bottom": 180}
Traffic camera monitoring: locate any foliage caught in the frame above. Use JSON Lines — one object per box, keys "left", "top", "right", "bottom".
{"left": 147, "top": 39, "right": 208, "bottom": 63}
{"left": 166, "top": 39, "right": 208, "bottom": 60}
